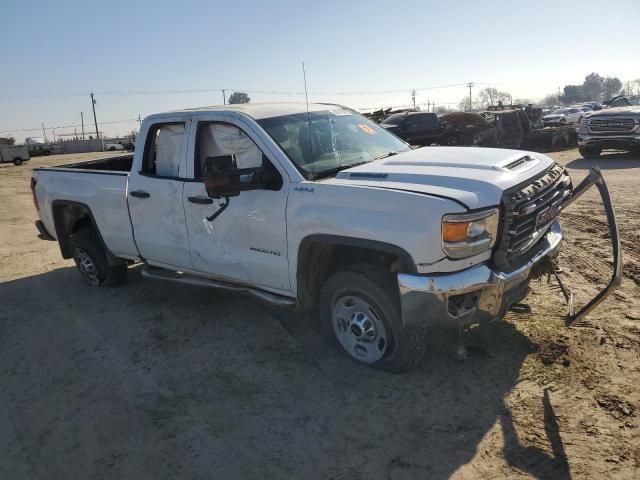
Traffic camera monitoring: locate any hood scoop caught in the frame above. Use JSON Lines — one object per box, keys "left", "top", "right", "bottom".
{"left": 493, "top": 154, "right": 540, "bottom": 173}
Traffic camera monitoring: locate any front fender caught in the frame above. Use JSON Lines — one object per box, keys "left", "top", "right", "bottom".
{"left": 286, "top": 182, "right": 469, "bottom": 294}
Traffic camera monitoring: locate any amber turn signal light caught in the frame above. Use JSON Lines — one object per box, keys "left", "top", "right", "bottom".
{"left": 442, "top": 222, "right": 469, "bottom": 242}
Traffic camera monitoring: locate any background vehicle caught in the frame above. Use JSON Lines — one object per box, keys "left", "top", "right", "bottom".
{"left": 103, "top": 143, "right": 125, "bottom": 151}
{"left": 603, "top": 95, "right": 640, "bottom": 108}
{"left": 542, "top": 107, "right": 583, "bottom": 125}
{"left": 27, "top": 143, "right": 52, "bottom": 157}
{"left": 480, "top": 104, "right": 577, "bottom": 150}
{"left": 438, "top": 112, "right": 497, "bottom": 146}
{"left": 578, "top": 105, "right": 640, "bottom": 157}
{"left": 0, "top": 145, "right": 30, "bottom": 165}
{"left": 580, "top": 102, "right": 603, "bottom": 111}
{"left": 31, "top": 103, "right": 619, "bottom": 372}
{"left": 380, "top": 112, "right": 444, "bottom": 145}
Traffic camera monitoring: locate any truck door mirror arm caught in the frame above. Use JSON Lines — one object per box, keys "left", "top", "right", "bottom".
{"left": 202, "top": 155, "right": 270, "bottom": 222}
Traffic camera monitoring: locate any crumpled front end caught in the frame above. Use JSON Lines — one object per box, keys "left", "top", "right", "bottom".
{"left": 397, "top": 167, "right": 622, "bottom": 328}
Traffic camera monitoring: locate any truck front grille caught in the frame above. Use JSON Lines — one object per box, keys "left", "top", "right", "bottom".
{"left": 494, "top": 163, "right": 571, "bottom": 269}
{"left": 588, "top": 117, "right": 637, "bottom": 133}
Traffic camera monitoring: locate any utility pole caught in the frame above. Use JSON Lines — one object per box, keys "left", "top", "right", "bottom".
{"left": 411, "top": 89, "right": 416, "bottom": 110}
{"left": 41, "top": 122, "right": 47, "bottom": 143}
{"left": 90, "top": 92, "right": 99, "bottom": 140}
{"left": 222, "top": 89, "right": 226, "bottom": 105}
{"left": 467, "top": 82, "right": 474, "bottom": 111}
{"left": 138, "top": 114, "right": 142, "bottom": 127}
{"left": 80, "top": 112, "right": 85, "bottom": 140}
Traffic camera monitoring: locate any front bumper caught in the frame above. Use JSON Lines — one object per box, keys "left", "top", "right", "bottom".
{"left": 398, "top": 167, "right": 622, "bottom": 328}
{"left": 398, "top": 220, "right": 563, "bottom": 328}
{"left": 578, "top": 133, "right": 640, "bottom": 150}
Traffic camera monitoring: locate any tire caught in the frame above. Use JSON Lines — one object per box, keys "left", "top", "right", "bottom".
{"left": 13, "top": 158, "right": 22, "bottom": 166}
{"left": 319, "top": 263, "right": 427, "bottom": 373}
{"left": 579, "top": 146, "right": 601, "bottom": 158}
{"left": 69, "top": 228, "right": 127, "bottom": 287}
{"left": 553, "top": 137, "right": 566, "bottom": 150}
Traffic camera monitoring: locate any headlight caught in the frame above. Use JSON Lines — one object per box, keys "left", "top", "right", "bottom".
{"left": 578, "top": 117, "right": 589, "bottom": 134}
{"left": 442, "top": 208, "right": 499, "bottom": 259}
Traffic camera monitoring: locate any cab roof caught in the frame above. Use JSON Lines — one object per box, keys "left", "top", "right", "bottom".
{"left": 166, "top": 102, "right": 350, "bottom": 120}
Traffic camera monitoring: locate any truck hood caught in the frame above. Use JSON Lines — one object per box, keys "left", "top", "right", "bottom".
{"left": 590, "top": 106, "right": 640, "bottom": 117}
{"left": 323, "top": 146, "right": 555, "bottom": 209}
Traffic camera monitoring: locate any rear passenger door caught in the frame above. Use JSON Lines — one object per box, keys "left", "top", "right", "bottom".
{"left": 128, "top": 119, "right": 193, "bottom": 269}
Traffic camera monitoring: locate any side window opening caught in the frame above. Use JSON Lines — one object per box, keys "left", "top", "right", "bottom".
{"left": 196, "top": 122, "right": 282, "bottom": 190}
{"left": 142, "top": 123, "right": 185, "bottom": 177}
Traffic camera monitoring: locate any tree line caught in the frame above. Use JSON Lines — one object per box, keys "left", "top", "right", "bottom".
{"left": 458, "top": 72, "right": 634, "bottom": 112}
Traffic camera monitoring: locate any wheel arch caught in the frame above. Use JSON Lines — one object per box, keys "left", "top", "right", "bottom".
{"left": 51, "top": 200, "right": 122, "bottom": 266}
{"left": 296, "top": 234, "right": 417, "bottom": 310}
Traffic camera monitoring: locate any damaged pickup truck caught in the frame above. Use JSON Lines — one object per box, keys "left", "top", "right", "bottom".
{"left": 31, "top": 103, "right": 622, "bottom": 372}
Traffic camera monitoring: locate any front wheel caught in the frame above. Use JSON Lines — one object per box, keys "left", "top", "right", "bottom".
{"left": 13, "top": 158, "right": 23, "bottom": 166}
{"left": 319, "top": 264, "right": 427, "bottom": 373}
{"left": 579, "top": 146, "right": 601, "bottom": 158}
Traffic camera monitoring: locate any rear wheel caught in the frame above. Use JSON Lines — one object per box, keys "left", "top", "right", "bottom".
{"left": 579, "top": 146, "right": 601, "bottom": 158}
{"left": 13, "top": 158, "right": 22, "bottom": 166}
{"left": 553, "top": 137, "right": 567, "bottom": 150}
{"left": 319, "top": 264, "right": 427, "bottom": 373}
{"left": 69, "top": 228, "right": 127, "bottom": 286}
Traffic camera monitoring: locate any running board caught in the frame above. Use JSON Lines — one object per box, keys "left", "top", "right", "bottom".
{"left": 141, "top": 265, "right": 296, "bottom": 307}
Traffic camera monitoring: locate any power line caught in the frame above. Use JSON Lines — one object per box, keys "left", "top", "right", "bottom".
{"left": 0, "top": 82, "right": 498, "bottom": 102}
{"left": 0, "top": 118, "right": 138, "bottom": 134}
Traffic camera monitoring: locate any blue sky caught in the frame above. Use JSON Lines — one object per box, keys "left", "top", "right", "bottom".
{"left": 1, "top": 0, "right": 638, "bottom": 141}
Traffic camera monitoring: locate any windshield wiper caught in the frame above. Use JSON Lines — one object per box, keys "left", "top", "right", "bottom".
{"left": 311, "top": 161, "right": 371, "bottom": 180}
{"left": 374, "top": 151, "right": 400, "bottom": 160}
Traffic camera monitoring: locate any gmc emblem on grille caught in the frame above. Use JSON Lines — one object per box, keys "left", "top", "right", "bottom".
{"left": 535, "top": 203, "right": 560, "bottom": 229}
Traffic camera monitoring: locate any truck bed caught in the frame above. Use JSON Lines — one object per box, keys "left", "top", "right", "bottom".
{"left": 32, "top": 155, "right": 139, "bottom": 260}
{"left": 36, "top": 154, "right": 133, "bottom": 174}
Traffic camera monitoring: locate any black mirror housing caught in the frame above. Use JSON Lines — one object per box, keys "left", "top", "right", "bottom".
{"left": 203, "top": 155, "right": 241, "bottom": 199}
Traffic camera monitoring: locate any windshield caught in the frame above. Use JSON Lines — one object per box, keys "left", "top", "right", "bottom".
{"left": 258, "top": 109, "right": 410, "bottom": 180}
{"left": 551, "top": 109, "right": 569, "bottom": 115}
{"left": 381, "top": 113, "right": 407, "bottom": 125}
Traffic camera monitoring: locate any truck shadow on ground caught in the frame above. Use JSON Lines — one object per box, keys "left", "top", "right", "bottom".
{"left": 0, "top": 265, "right": 569, "bottom": 479}
{"left": 566, "top": 152, "right": 640, "bottom": 170}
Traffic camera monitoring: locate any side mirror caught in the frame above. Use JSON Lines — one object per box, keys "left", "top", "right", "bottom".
{"left": 203, "top": 155, "right": 272, "bottom": 199}
{"left": 203, "top": 155, "right": 241, "bottom": 199}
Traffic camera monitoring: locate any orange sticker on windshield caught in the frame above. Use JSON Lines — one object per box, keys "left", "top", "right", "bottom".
{"left": 357, "top": 124, "right": 376, "bottom": 134}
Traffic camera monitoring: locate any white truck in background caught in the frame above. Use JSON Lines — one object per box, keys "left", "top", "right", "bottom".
{"left": 31, "top": 103, "right": 622, "bottom": 372}
{"left": 1, "top": 145, "right": 30, "bottom": 165}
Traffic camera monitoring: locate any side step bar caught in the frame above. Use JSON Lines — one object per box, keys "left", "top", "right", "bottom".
{"left": 141, "top": 265, "right": 296, "bottom": 307}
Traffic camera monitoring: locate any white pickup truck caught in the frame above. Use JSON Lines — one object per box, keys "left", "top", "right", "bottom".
{"left": 32, "top": 103, "right": 622, "bottom": 372}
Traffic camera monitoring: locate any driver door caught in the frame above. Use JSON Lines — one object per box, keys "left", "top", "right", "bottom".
{"left": 182, "top": 119, "right": 291, "bottom": 294}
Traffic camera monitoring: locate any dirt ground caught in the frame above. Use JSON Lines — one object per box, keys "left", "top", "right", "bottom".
{"left": 1, "top": 149, "right": 638, "bottom": 479}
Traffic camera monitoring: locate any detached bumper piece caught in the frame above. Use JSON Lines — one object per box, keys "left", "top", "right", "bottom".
{"left": 397, "top": 167, "right": 622, "bottom": 329}
{"left": 559, "top": 167, "right": 622, "bottom": 326}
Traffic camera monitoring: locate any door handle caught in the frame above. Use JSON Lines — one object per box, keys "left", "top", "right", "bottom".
{"left": 130, "top": 190, "right": 150, "bottom": 198}
{"left": 188, "top": 196, "right": 214, "bottom": 205}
